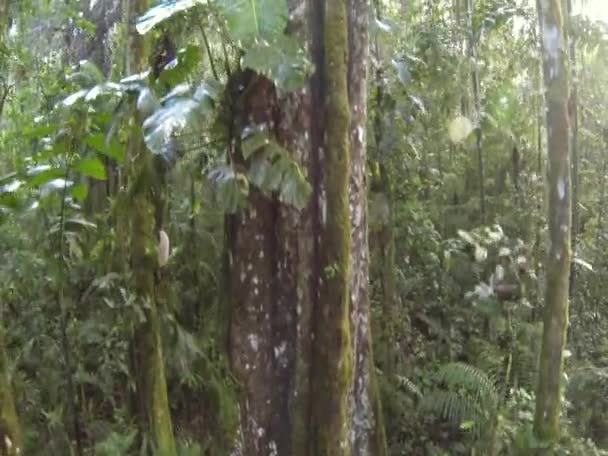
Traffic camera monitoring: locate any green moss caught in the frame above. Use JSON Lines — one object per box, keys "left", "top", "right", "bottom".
{"left": 534, "top": 0, "right": 572, "bottom": 445}
{"left": 0, "top": 326, "right": 20, "bottom": 456}
{"left": 311, "top": 1, "right": 353, "bottom": 454}
{"left": 125, "top": 1, "right": 177, "bottom": 454}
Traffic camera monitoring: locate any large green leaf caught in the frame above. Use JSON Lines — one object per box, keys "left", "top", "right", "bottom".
{"left": 208, "top": 165, "right": 249, "bottom": 213}
{"left": 242, "top": 37, "right": 313, "bottom": 90}
{"left": 70, "top": 183, "right": 89, "bottom": 202}
{"left": 74, "top": 157, "right": 107, "bottom": 180}
{"left": 84, "top": 133, "right": 125, "bottom": 162}
{"left": 143, "top": 81, "right": 218, "bottom": 157}
{"left": 279, "top": 163, "right": 311, "bottom": 210}
{"left": 136, "top": 0, "right": 209, "bottom": 35}
{"left": 158, "top": 45, "right": 202, "bottom": 87}
{"left": 241, "top": 127, "right": 271, "bottom": 159}
{"left": 218, "top": 0, "right": 288, "bottom": 42}
{"left": 27, "top": 166, "right": 65, "bottom": 187}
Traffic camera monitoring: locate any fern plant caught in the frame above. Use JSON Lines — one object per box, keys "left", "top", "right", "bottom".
{"left": 410, "top": 362, "right": 501, "bottom": 454}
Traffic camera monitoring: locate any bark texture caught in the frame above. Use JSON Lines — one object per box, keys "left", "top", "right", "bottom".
{"left": 0, "top": 5, "right": 21, "bottom": 454}
{"left": 534, "top": 0, "right": 572, "bottom": 443}
{"left": 125, "top": 0, "right": 176, "bottom": 453}
{"left": 227, "top": 1, "right": 385, "bottom": 455}
{"left": 0, "top": 326, "right": 20, "bottom": 456}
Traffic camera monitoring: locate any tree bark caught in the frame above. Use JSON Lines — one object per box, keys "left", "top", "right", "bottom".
{"left": 0, "top": 4, "right": 21, "bottom": 454}
{"left": 467, "top": 0, "right": 485, "bottom": 223}
{"left": 566, "top": 0, "right": 579, "bottom": 299}
{"left": 371, "top": 0, "right": 397, "bottom": 379}
{"left": 534, "top": 0, "right": 572, "bottom": 443}
{"left": 125, "top": 0, "right": 176, "bottom": 453}
{"left": 226, "top": 1, "right": 385, "bottom": 455}
{"left": 0, "top": 325, "right": 20, "bottom": 456}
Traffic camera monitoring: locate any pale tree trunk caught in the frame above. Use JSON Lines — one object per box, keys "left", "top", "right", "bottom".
{"left": 467, "top": 0, "right": 485, "bottom": 223}
{"left": 594, "top": 130, "right": 608, "bottom": 266}
{"left": 566, "top": 0, "right": 579, "bottom": 299}
{"left": 125, "top": 0, "right": 176, "bottom": 453}
{"left": 534, "top": 0, "right": 572, "bottom": 443}
{"left": 226, "top": 1, "right": 385, "bottom": 455}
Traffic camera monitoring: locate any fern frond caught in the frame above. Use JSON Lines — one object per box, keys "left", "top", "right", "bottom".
{"left": 420, "top": 362, "right": 499, "bottom": 440}
{"left": 396, "top": 374, "right": 423, "bottom": 400}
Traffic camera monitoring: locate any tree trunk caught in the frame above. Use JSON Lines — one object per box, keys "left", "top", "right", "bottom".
{"left": 0, "top": 5, "right": 21, "bottom": 454}
{"left": 467, "top": 0, "right": 485, "bottom": 223}
{"left": 125, "top": 0, "right": 176, "bottom": 453}
{"left": 226, "top": 1, "right": 385, "bottom": 455}
{"left": 566, "top": 0, "right": 579, "bottom": 299}
{"left": 593, "top": 129, "right": 608, "bottom": 266}
{"left": 0, "top": 325, "right": 20, "bottom": 456}
{"left": 372, "top": 0, "right": 397, "bottom": 386}
{"left": 534, "top": 0, "right": 572, "bottom": 443}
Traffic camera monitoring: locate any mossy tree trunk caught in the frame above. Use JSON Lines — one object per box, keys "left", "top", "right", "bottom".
{"left": 0, "top": 325, "right": 20, "bottom": 456}
{"left": 0, "top": 4, "right": 21, "bottom": 454}
{"left": 125, "top": 0, "right": 176, "bottom": 453}
{"left": 226, "top": 1, "right": 385, "bottom": 455}
{"left": 371, "top": 0, "right": 397, "bottom": 378}
{"left": 534, "top": 0, "right": 572, "bottom": 444}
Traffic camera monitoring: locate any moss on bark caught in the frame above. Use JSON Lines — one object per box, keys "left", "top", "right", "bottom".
{"left": 310, "top": 1, "right": 353, "bottom": 454}
{"left": 126, "top": 0, "right": 177, "bottom": 453}
{"left": 534, "top": 0, "right": 571, "bottom": 444}
{"left": 0, "top": 325, "right": 20, "bottom": 456}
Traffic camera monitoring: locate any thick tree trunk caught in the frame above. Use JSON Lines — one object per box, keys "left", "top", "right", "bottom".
{"left": 534, "top": 0, "right": 572, "bottom": 443}
{"left": 125, "top": 0, "right": 176, "bottom": 453}
{"left": 227, "top": 1, "right": 385, "bottom": 455}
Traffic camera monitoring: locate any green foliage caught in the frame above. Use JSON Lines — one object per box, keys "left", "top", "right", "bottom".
{"left": 5, "top": 0, "right": 608, "bottom": 454}
{"left": 135, "top": 0, "right": 312, "bottom": 90}
{"left": 420, "top": 363, "right": 499, "bottom": 440}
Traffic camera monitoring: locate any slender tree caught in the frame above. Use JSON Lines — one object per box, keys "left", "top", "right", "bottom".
{"left": 567, "top": 0, "right": 579, "bottom": 298}
{"left": 534, "top": 0, "right": 572, "bottom": 443}
{"left": 0, "top": 325, "right": 20, "bottom": 456}
{"left": 226, "top": 0, "right": 385, "bottom": 454}
{"left": 0, "top": 2, "right": 21, "bottom": 454}
{"left": 467, "top": 0, "right": 485, "bottom": 223}
{"left": 125, "top": 0, "right": 176, "bottom": 453}
{"left": 371, "top": 0, "right": 397, "bottom": 377}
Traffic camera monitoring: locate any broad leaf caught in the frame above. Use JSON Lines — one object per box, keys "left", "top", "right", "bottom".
{"left": 27, "top": 167, "right": 65, "bottom": 187}
{"left": 241, "top": 127, "right": 271, "bottom": 159}
{"left": 70, "top": 183, "right": 88, "bottom": 202}
{"left": 279, "top": 164, "right": 311, "bottom": 210}
{"left": 143, "top": 82, "right": 217, "bottom": 157}
{"left": 218, "top": 0, "right": 288, "bottom": 42}
{"left": 74, "top": 157, "right": 107, "bottom": 180}
{"left": 136, "top": 0, "right": 209, "bottom": 35}
{"left": 242, "top": 37, "right": 313, "bottom": 90}
{"left": 84, "top": 133, "right": 125, "bottom": 162}
{"left": 158, "top": 45, "right": 202, "bottom": 87}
